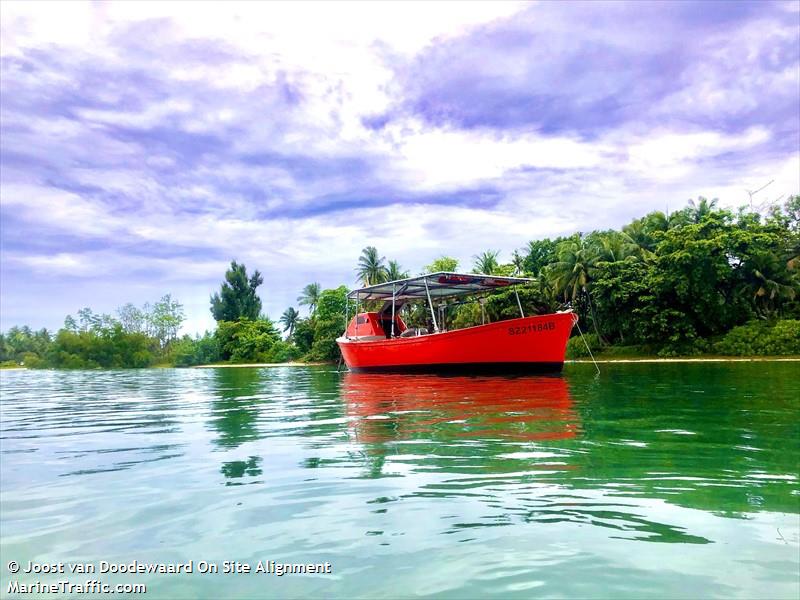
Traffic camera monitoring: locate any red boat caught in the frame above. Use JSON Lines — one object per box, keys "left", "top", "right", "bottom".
{"left": 337, "top": 272, "right": 577, "bottom": 373}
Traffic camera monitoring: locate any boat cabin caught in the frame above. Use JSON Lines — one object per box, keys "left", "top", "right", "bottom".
{"left": 345, "top": 312, "right": 409, "bottom": 340}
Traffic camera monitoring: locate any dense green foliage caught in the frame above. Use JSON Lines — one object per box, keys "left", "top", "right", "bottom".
{"left": 575, "top": 198, "right": 799, "bottom": 356}
{"left": 3, "top": 197, "right": 798, "bottom": 368}
{"left": 0, "top": 294, "right": 184, "bottom": 369}
{"left": 216, "top": 319, "right": 291, "bottom": 363}
{"left": 714, "top": 320, "right": 800, "bottom": 356}
{"left": 565, "top": 333, "right": 602, "bottom": 359}
{"left": 210, "top": 261, "right": 264, "bottom": 322}
{"left": 424, "top": 256, "right": 459, "bottom": 273}
{"left": 48, "top": 326, "right": 153, "bottom": 368}
{"left": 307, "top": 286, "right": 349, "bottom": 361}
{"left": 1, "top": 299, "right": 183, "bottom": 369}
{"left": 1, "top": 326, "right": 52, "bottom": 367}
{"left": 171, "top": 332, "right": 221, "bottom": 367}
{"left": 397, "top": 196, "right": 798, "bottom": 357}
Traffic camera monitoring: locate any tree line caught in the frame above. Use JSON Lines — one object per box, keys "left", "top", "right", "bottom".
{"left": 1, "top": 295, "right": 186, "bottom": 368}
{"left": 2, "top": 196, "right": 798, "bottom": 368}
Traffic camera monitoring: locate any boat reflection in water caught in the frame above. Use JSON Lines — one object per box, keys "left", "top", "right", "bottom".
{"left": 339, "top": 372, "right": 718, "bottom": 545}
{"left": 342, "top": 372, "right": 578, "bottom": 445}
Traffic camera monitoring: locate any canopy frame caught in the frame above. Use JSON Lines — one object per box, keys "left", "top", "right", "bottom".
{"left": 348, "top": 272, "right": 535, "bottom": 302}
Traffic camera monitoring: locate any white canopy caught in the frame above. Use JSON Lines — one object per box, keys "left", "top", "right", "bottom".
{"left": 348, "top": 272, "right": 534, "bottom": 301}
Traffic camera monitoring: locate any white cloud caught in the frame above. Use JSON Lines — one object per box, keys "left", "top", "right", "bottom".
{"left": 624, "top": 127, "right": 771, "bottom": 181}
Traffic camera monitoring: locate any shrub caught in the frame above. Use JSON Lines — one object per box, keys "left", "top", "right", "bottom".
{"left": 306, "top": 286, "right": 348, "bottom": 362}
{"left": 20, "top": 352, "right": 46, "bottom": 369}
{"left": 566, "top": 333, "right": 602, "bottom": 359}
{"left": 216, "top": 319, "right": 281, "bottom": 363}
{"left": 714, "top": 319, "right": 800, "bottom": 356}
{"left": 601, "top": 345, "right": 652, "bottom": 357}
{"left": 268, "top": 340, "right": 300, "bottom": 363}
{"left": 657, "top": 335, "right": 710, "bottom": 357}
{"left": 48, "top": 327, "right": 153, "bottom": 368}
{"left": 171, "top": 333, "right": 222, "bottom": 367}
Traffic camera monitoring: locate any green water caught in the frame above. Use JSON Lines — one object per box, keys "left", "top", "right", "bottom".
{"left": 1, "top": 363, "right": 798, "bottom": 599}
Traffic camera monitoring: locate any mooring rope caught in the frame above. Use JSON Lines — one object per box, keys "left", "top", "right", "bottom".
{"left": 575, "top": 319, "right": 600, "bottom": 375}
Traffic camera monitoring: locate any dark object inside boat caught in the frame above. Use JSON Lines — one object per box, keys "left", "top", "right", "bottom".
{"left": 399, "top": 327, "right": 429, "bottom": 338}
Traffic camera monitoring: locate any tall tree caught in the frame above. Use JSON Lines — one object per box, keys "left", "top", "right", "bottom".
{"left": 688, "top": 196, "right": 719, "bottom": 223}
{"left": 210, "top": 261, "right": 264, "bottom": 322}
{"left": 356, "top": 246, "right": 387, "bottom": 285}
{"left": 63, "top": 315, "right": 78, "bottom": 333}
{"left": 548, "top": 236, "right": 600, "bottom": 302}
{"left": 308, "top": 286, "right": 350, "bottom": 361}
{"left": 472, "top": 250, "right": 501, "bottom": 275}
{"left": 623, "top": 212, "right": 668, "bottom": 255}
{"left": 386, "top": 260, "right": 409, "bottom": 281}
{"left": 117, "top": 303, "right": 145, "bottom": 333}
{"left": 423, "top": 256, "right": 459, "bottom": 273}
{"left": 547, "top": 236, "right": 604, "bottom": 339}
{"left": 279, "top": 307, "right": 300, "bottom": 335}
{"left": 297, "top": 283, "right": 321, "bottom": 314}
{"left": 511, "top": 250, "right": 526, "bottom": 275}
{"left": 149, "top": 294, "right": 185, "bottom": 347}
{"left": 523, "top": 239, "right": 558, "bottom": 276}
{"left": 77, "top": 307, "right": 102, "bottom": 332}
{"left": 591, "top": 231, "right": 638, "bottom": 263}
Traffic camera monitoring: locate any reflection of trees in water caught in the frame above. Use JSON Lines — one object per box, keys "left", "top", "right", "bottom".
{"left": 282, "top": 367, "right": 347, "bottom": 446}
{"left": 220, "top": 456, "right": 263, "bottom": 486}
{"left": 568, "top": 364, "right": 800, "bottom": 517}
{"left": 37, "top": 371, "right": 189, "bottom": 477}
{"left": 49, "top": 370, "right": 183, "bottom": 433}
{"left": 340, "top": 366, "right": 799, "bottom": 540}
{"left": 210, "top": 367, "right": 346, "bottom": 484}
{"left": 209, "top": 368, "right": 266, "bottom": 449}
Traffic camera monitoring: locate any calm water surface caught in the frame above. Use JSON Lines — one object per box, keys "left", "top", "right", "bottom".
{"left": 1, "top": 363, "right": 798, "bottom": 598}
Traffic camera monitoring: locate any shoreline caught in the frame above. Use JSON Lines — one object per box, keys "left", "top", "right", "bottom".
{"left": 194, "top": 357, "right": 800, "bottom": 368}
{"left": 568, "top": 357, "right": 800, "bottom": 364}
{"left": 4, "top": 357, "right": 798, "bottom": 371}
{"left": 191, "top": 361, "right": 330, "bottom": 369}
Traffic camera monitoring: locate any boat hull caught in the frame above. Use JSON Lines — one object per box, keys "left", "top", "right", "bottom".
{"left": 337, "top": 312, "right": 576, "bottom": 373}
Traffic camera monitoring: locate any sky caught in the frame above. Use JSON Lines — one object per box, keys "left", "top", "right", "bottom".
{"left": 1, "top": 0, "right": 799, "bottom": 335}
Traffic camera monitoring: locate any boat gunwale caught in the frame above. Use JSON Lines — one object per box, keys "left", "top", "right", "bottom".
{"left": 337, "top": 312, "right": 574, "bottom": 348}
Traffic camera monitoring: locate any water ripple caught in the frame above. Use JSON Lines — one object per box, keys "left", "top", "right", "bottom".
{"left": 1, "top": 364, "right": 798, "bottom": 598}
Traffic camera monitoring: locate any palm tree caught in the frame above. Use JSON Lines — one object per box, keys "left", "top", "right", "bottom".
{"left": 386, "top": 260, "right": 409, "bottom": 281}
{"left": 472, "top": 250, "right": 501, "bottom": 275}
{"left": 511, "top": 250, "right": 526, "bottom": 275}
{"left": 279, "top": 307, "right": 300, "bottom": 335}
{"left": 546, "top": 236, "right": 604, "bottom": 340}
{"left": 548, "top": 239, "right": 598, "bottom": 302}
{"left": 297, "top": 283, "right": 321, "bottom": 314}
{"left": 626, "top": 215, "right": 666, "bottom": 253}
{"left": 593, "top": 231, "right": 638, "bottom": 263}
{"left": 743, "top": 252, "right": 797, "bottom": 317}
{"left": 357, "top": 246, "right": 388, "bottom": 285}
{"left": 688, "top": 196, "right": 719, "bottom": 223}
